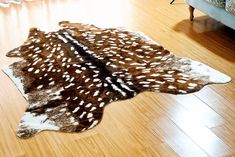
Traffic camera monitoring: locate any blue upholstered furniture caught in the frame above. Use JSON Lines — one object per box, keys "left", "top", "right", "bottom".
{"left": 185, "top": 0, "right": 235, "bottom": 30}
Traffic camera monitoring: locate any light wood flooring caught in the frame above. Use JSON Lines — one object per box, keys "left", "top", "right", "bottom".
{"left": 0, "top": 0, "right": 235, "bottom": 156}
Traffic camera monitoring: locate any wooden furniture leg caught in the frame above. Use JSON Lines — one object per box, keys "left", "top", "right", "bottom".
{"left": 189, "top": 5, "right": 195, "bottom": 21}
{"left": 170, "top": 0, "right": 175, "bottom": 4}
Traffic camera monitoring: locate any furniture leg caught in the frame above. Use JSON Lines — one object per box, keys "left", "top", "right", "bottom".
{"left": 189, "top": 5, "right": 195, "bottom": 21}
{"left": 170, "top": 0, "right": 175, "bottom": 4}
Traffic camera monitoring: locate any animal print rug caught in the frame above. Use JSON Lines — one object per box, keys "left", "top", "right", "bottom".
{"left": 2, "top": 21, "right": 231, "bottom": 138}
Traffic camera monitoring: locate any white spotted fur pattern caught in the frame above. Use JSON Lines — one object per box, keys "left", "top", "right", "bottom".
{"left": 2, "top": 21, "right": 231, "bottom": 138}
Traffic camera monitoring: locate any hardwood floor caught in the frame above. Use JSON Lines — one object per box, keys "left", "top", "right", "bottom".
{"left": 0, "top": 0, "right": 235, "bottom": 156}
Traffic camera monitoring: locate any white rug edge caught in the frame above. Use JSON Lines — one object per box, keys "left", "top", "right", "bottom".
{"left": 2, "top": 65, "right": 28, "bottom": 99}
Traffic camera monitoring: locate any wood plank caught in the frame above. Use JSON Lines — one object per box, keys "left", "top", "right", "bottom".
{"left": 168, "top": 94, "right": 225, "bottom": 128}
{"left": 195, "top": 87, "right": 235, "bottom": 124}
{"left": 153, "top": 116, "right": 209, "bottom": 157}
{"left": 0, "top": 105, "right": 25, "bottom": 157}
{"left": 150, "top": 93, "right": 231, "bottom": 156}
{"left": 211, "top": 123, "right": 235, "bottom": 150}
{"left": 140, "top": 143, "right": 179, "bottom": 157}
